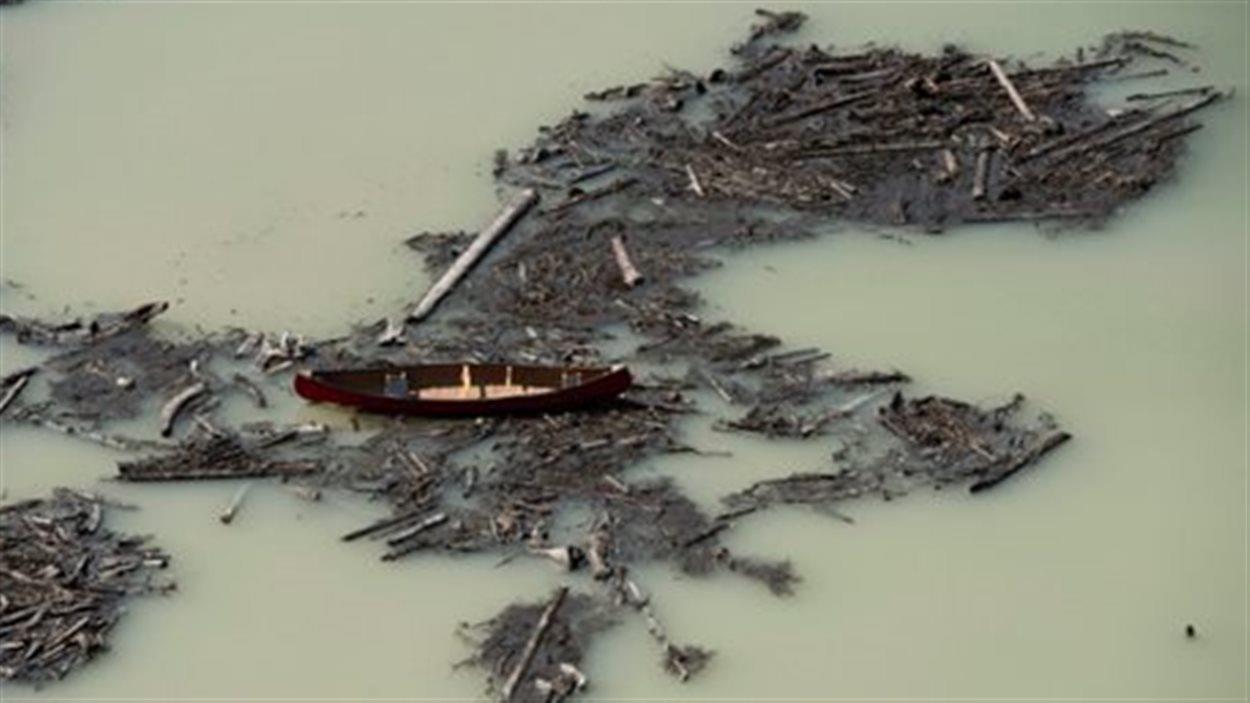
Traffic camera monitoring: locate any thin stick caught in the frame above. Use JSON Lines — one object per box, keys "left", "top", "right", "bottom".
{"left": 408, "top": 188, "right": 539, "bottom": 322}
{"left": 694, "top": 367, "right": 734, "bottom": 404}
{"left": 987, "top": 59, "right": 1037, "bottom": 121}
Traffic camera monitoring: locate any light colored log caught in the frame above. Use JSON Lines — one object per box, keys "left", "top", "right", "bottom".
{"left": 610, "top": 235, "right": 644, "bottom": 288}
{"left": 987, "top": 59, "right": 1037, "bottom": 121}
{"left": 972, "top": 148, "right": 992, "bottom": 201}
{"left": 159, "top": 382, "right": 207, "bottom": 438}
{"left": 377, "top": 318, "right": 406, "bottom": 346}
{"left": 408, "top": 189, "right": 539, "bottom": 322}
{"left": 685, "top": 164, "right": 706, "bottom": 197}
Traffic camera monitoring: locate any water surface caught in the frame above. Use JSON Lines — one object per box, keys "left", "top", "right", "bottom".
{"left": 1, "top": 2, "right": 1246, "bottom": 701}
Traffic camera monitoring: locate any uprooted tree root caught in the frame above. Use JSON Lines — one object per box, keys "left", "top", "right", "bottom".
{"left": 0, "top": 8, "right": 1223, "bottom": 698}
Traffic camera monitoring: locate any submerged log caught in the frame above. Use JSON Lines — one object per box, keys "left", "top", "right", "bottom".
{"left": 10, "top": 407, "right": 171, "bottom": 452}
{"left": 230, "top": 373, "right": 268, "bottom": 409}
{"left": 408, "top": 188, "right": 539, "bottom": 322}
{"left": 218, "top": 483, "right": 253, "bottom": 525}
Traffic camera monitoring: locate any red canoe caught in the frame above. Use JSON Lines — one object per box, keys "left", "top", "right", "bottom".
{"left": 293, "top": 363, "right": 633, "bottom": 417}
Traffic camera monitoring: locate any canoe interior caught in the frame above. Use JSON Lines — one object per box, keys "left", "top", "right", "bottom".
{"left": 312, "top": 364, "right": 617, "bottom": 402}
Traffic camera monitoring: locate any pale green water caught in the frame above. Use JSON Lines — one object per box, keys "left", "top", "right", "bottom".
{"left": 1, "top": 2, "right": 1246, "bottom": 701}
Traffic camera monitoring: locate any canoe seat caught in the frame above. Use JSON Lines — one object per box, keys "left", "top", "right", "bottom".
{"left": 416, "top": 384, "right": 547, "bottom": 400}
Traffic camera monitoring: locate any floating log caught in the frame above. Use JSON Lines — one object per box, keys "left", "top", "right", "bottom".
{"left": 285, "top": 484, "right": 322, "bottom": 502}
{"left": 11, "top": 408, "right": 171, "bottom": 452}
{"left": 763, "top": 90, "right": 875, "bottom": 127}
{"left": 341, "top": 506, "right": 434, "bottom": 542}
{"left": 219, "top": 483, "right": 253, "bottom": 525}
{"left": 793, "top": 140, "right": 947, "bottom": 159}
{"left": 693, "top": 367, "right": 734, "bottom": 404}
{"left": 609, "top": 235, "right": 644, "bottom": 288}
{"left": 969, "top": 431, "right": 1072, "bottom": 493}
{"left": 972, "top": 148, "right": 992, "bottom": 200}
{"left": 118, "top": 434, "right": 318, "bottom": 481}
{"left": 529, "top": 545, "right": 585, "bottom": 571}
{"left": 159, "top": 382, "right": 207, "bottom": 438}
{"left": 0, "top": 367, "right": 36, "bottom": 416}
{"left": 606, "top": 574, "right": 709, "bottom": 682}
{"left": 500, "top": 586, "right": 568, "bottom": 702}
{"left": 0, "top": 301, "right": 168, "bottom": 347}
{"left": 544, "top": 178, "right": 637, "bottom": 214}
{"left": 685, "top": 164, "right": 706, "bottom": 197}
{"left": 407, "top": 188, "right": 539, "bottom": 323}
{"left": 585, "top": 531, "right": 611, "bottom": 580}
{"left": 1043, "top": 91, "right": 1225, "bottom": 165}
{"left": 682, "top": 521, "right": 729, "bottom": 548}
{"left": 1126, "top": 85, "right": 1215, "bottom": 102}
{"left": 937, "top": 149, "right": 960, "bottom": 183}
{"left": 987, "top": 59, "right": 1037, "bottom": 121}
{"left": 377, "top": 318, "right": 406, "bottom": 346}
{"left": 823, "top": 369, "right": 911, "bottom": 386}
{"left": 384, "top": 512, "right": 448, "bottom": 546}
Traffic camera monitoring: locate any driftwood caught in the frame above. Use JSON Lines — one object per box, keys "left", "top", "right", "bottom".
{"left": 543, "top": 178, "right": 636, "bottom": 214}
{"left": 376, "top": 318, "right": 406, "bottom": 346}
{"left": 0, "top": 489, "right": 173, "bottom": 682}
{"left": 0, "top": 367, "right": 36, "bottom": 416}
{"left": 987, "top": 59, "right": 1037, "bottom": 121}
{"left": 609, "top": 235, "right": 644, "bottom": 288}
{"left": 0, "top": 301, "right": 168, "bottom": 347}
{"left": 341, "top": 506, "right": 435, "bottom": 542}
{"left": 158, "top": 382, "right": 207, "bottom": 438}
{"left": 970, "top": 431, "right": 1072, "bottom": 493}
{"left": 1042, "top": 91, "right": 1225, "bottom": 166}
{"left": 822, "top": 369, "right": 911, "bottom": 386}
{"left": 230, "top": 373, "right": 268, "bottom": 408}
{"left": 500, "top": 586, "right": 568, "bottom": 702}
{"left": 608, "top": 574, "right": 710, "bottom": 682}
{"left": 8, "top": 406, "right": 172, "bottom": 452}
{"left": 118, "top": 434, "right": 318, "bottom": 482}
{"left": 408, "top": 188, "right": 539, "bottom": 322}
{"left": 218, "top": 483, "right": 253, "bottom": 524}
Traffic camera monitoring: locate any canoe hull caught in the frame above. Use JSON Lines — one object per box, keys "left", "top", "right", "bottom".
{"left": 293, "top": 364, "right": 633, "bottom": 417}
